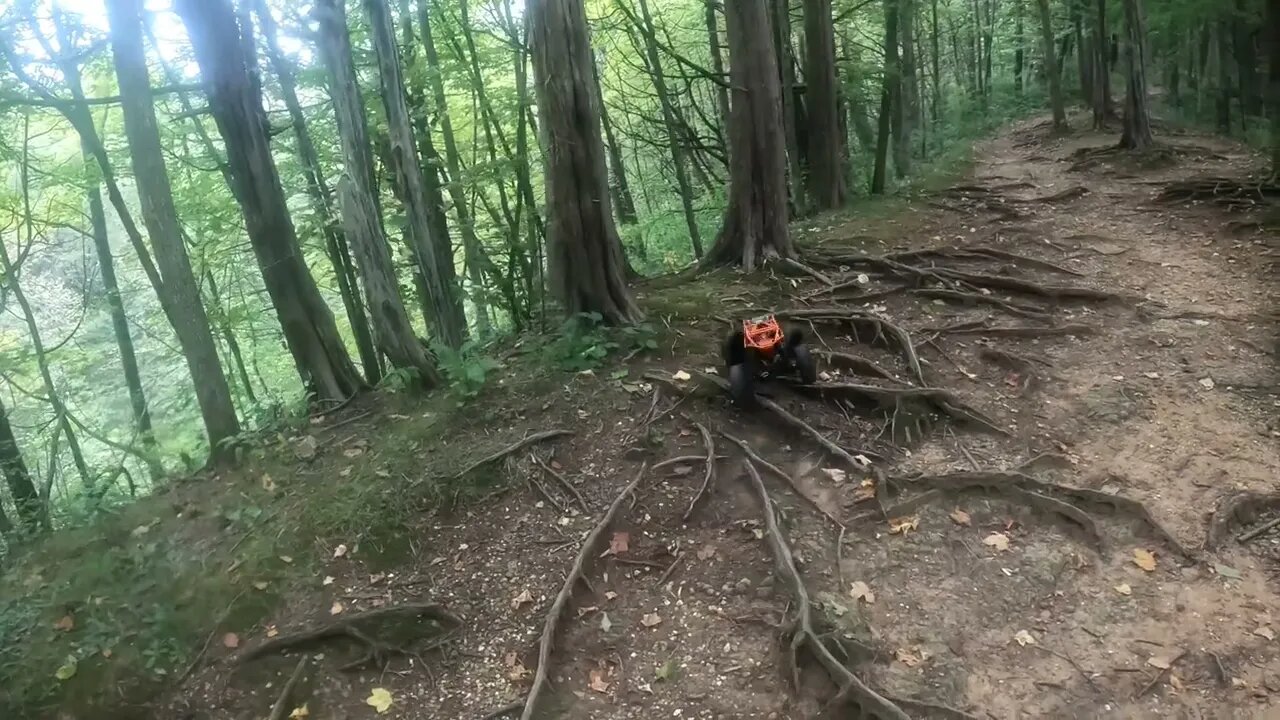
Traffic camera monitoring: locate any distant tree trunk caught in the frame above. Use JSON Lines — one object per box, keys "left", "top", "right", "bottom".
{"left": 0, "top": 395, "right": 40, "bottom": 533}
{"left": 872, "top": 0, "right": 898, "bottom": 194}
{"left": 83, "top": 156, "right": 161, "bottom": 482}
{"left": 1036, "top": 0, "right": 1069, "bottom": 130}
{"left": 1234, "top": 0, "right": 1262, "bottom": 118}
{"left": 252, "top": 0, "right": 381, "bottom": 385}
{"left": 364, "top": 0, "right": 467, "bottom": 348}
{"left": 593, "top": 59, "right": 639, "bottom": 225}
{"left": 706, "top": 0, "right": 732, "bottom": 152}
{"left": 528, "top": 0, "right": 641, "bottom": 323}
{"left": 896, "top": 0, "right": 917, "bottom": 176}
{"left": 802, "top": 0, "right": 847, "bottom": 208}
{"left": 884, "top": 0, "right": 907, "bottom": 178}
{"left": 1117, "top": 0, "right": 1153, "bottom": 149}
{"left": 200, "top": 266, "right": 259, "bottom": 405}
{"left": 1093, "top": 0, "right": 1115, "bottom": 127}
{"left": 772, "top": 0, "right": 806, "bottom": 214}
{"left": 1216, "top": 21, "right": 1233, "bottom": 133}
{"left": 635, "top": 0, "right": 705, "bottom": 258}
{"left": 983, "top": 0, "right": 995, "bottom": 91}
{"left": 313, "top": 0, "right": 439, "bottom": 384}
{"left": 1074, "top": 1, "right": 1092, "bottom": 104}
{"left": 1014, "top": 0, "right": 1025, "bottom": 93}
{"left": 704, "top": 0, "right": 792, "bottom": 268}
{"left": 841, "top": 32, "right": 878, "bottom": 151}
{"left": 175, "top": 0, "right": 364, "bottom": 403}
{"left": 107, "top": 0, "right": 241, "bottom": 459}
{"left": 931, "top": 0, "right": 942, "bottom": 119}
{"left": 1268, "top": 0, "right": 1280, "bottom": 175}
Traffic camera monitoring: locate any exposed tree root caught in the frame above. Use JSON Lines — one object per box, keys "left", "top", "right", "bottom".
{"left": 925, "top": 322, "right": 1096, "bottom": 338}
{"left": 531, "top": 455, "right": 589, "bottom": 513}
{"left": 721, "top": 431, "right": 845, "bottom": 527}
{"left": 683, "top": 423, "right": 717, "bottom": 521}
{"left": 793, "top": 382, "right": 1006, "bottom": 437}
{"left": 1205, "top": 491, "right": 1280, "bottom": 550}
{"left": 956, "top": 247, "right": 1084, "bottom": 276}
{"left": 515, "top": 464, "right": 648, "bottom": 720}
{"left": 775, "top": 310, "right": 925, "bottom": 384}
{"left": 745, "top": 460, "right": 979, "bottom": 720}
{"left": 454, "top": 429, "right": 573, "bottom": 478}
{"left": 1020, "top": 186, "right": 1091, "bottom": 204}
{"left": 777, "top": 256, "right": 837, "bottom": 286}
{"left": 979, "top": 346, "right": 1053, "bottom": 371}
{"left": 700, "top": 372, "right": 882, "bottom": 466}
{"left": 652, "top": 454, "right": 725, "bottom": 472}
{"left": 239, "top": 604, "right": 461, "bottom": 670}
{"left": 268, "top": 656, "right": 310, "bottom": 720}
{"left": 899, "top": 471, "right": 1194, "bottom": 559}
{"left": 813, "top": 349, "right": 904, "bottom": 384}
{"left": 1155, "top": 176, "right": 1280, "bottom": 211}
{"left": 910, "top": 288, "right": 1050, "bottom": 319}
{"left": 927, "top": 268, "right": 1116, "bottom": 302}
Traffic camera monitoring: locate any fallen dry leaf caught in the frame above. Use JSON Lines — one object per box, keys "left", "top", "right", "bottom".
{"left": 266, "top": 625, "right": 279, "bottom": 638}
{"left": 1147, "top": 655, "right": 1173, "bottom": 670}
{"left": 605, "top": 591, "right": 618, "bottom": 601}
{"left": 983, "top": 532, "right": 1011, "bottom": 552}
{"left": 672, "top": 370, "right": 692, "bottom": 381}
{"left": 512, "top": 590, "right": 535, "bottom": 609}
{"left": 1013, "top": 629, "right": 1036, "bottom": 647}
{"left": 1169, "top": 673, "right": 1184, "bottom": 692}
{"left": 696, "top": 545, "right": 716, "bottom": 561}
{"left": 330, "top": 600, "right": 345, "bottom": 616}
{"left": 894, "top": 647, "right": 927, "bottom": 667}
{"left": 1114, "top": 583, "right": 1132, "bottom": 596}
{"left": 852, "top": 485, "right": 877, "bottom": 504}
{"left": 600, "top": 612, "right": 613, "bottom": 633}
{"left": 365, "top": 687, "right": 393, "bottom": 713}
{"left": 252, "top": 581, "right": 269, "bottom": 591}
{"left": 279, "top": 555, "right": 294, "bottom": 564}
{"left": 261, "top": 474, "right": 277, "bottom": 492}
{"left": 1133, "top": 548, "right": 1157, "bottom": 572}
{"left": 949, "top": 509, "right": 972, "bottom": 526}
{"left": 1255, "top": 626, "right": 1276, "bottom": 641}
{"left": 222, "top": 633, "right": 240, "bottom": 649}
{"left": 343, "top": 447, "right": 365, "bottom": 458}
{"left": 671, "top": 465, "right": 693, "bottom": 476}
{"left": 821, "top": 468, "right": 848, "bottom": 484}
{"left": 588, "top": 669, "right": 611, "bottom": 693}
{"left": 849, "top": 581, "right": 875, "bottom": 604}
{"left": 53, "top": 615, "right": 74, "bottom": 632}
{"left": 607, "top": 532, "right": 630, "bottom": 556}
{"left": 333, "top": 544, "right": 349, "bottom": 559}
{"left": 641, "top": 613, "right": 662, "bottom": 628}
{"left": 888, "top": 516, "right": 920, "bottom": 534}
{"left": 288, "top": 704, "right": 310, "bottom": 719}
{"left": 322, "top": 576, "right": 335, "bottom": 586}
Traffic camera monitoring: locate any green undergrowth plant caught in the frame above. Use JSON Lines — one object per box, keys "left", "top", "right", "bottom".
{"left": 541, "top": 312, "right": 660, "bottom": 372}
{"left": 431, "top": 339, "right": 500, "bottom": 401}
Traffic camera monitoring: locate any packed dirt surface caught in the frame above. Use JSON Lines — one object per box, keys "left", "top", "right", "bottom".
{"left": 164, "top": 116, "right": 1278, "bottom": 720}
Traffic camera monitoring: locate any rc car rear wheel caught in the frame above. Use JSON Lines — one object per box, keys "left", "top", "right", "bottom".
{"left": 792, "top": 344, "right": 818, "bottom": 384}
{"left": 728, "top": 363, "right": 756, "bottom": 407}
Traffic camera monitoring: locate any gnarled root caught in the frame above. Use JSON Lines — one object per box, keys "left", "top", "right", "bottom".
{"left": 1205, "top": 491, "right": 1280, "bottom": 550}
{"left": 239, "top": 603, "right": 461, "bottom": 671}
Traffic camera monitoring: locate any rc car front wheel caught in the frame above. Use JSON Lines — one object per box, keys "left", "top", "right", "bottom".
{"left": 728, "top": 363, "right": 756, "bottom": 407}
{"left": 792, "top": 344, "right": 818, "bottom": 384}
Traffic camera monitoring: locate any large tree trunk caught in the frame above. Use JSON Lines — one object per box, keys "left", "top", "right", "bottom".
{"left": 1092, "top": 0, "right": 1116, "bottom": 127}
{"left": 0, "top": 395, "right": 40, "bottom": 533}
{"left": 175, "top": 0, "right": 364, "bottom": 403}
{"left": 593, "top": 59, "right": 639, "bottom": 225}
{"left": 1268, "top": 0, "right": 1280, "bottom": 175}
{"left": 1117, "top": 0, "right": 1153, "bottom": 149}
{"left": 772, "top": 0, "right": 806, "bottom": 215}
{"left": 364, "top": 0, "right": 467, "bottom": 348}
{"left": 107, "top": 0, "right": 241, "bottom": 458}
{"left": 635, "top": 0, "right": 705, "bottom": 258}
{"left": 1037, "top": 0, "right": 1069, "bottom": 131}
{"left": 706, "top": 0, "right": 732, "bottom": 153}
{"left": 313, "top": 0, "right": 440, "bottom": 384}
{"left": 528, "top": 0, "right": 641, "bottom": 323}
{"left": 704, "top": 0, "right": 792, "bottom": 268}
{"left": 253, "top": 0, "right": 380, "bottom": 384}
{"left": 802, "top": 0, "right": 847, "bottom": 208}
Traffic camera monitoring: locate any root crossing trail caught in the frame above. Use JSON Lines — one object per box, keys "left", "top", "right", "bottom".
{"left": 169, "top": 118, "right": 1278, "bottom": 720}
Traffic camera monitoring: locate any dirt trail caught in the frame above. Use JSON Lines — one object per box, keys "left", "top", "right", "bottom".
{"left": 167, "top": 118, "right": 1278, "bottom": 720}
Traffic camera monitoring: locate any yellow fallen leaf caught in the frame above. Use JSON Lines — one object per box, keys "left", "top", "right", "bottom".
{"left": 949, "top": 509, "right": 972, "bottom": 526}
{"left": 672, "top": 370, "right": 692, "bottom": 381}
{"left": 1114, "top": 583, "right": 1132, "bottom": 596}
{"left": 288, "top": 704, "right": 310, "bottom": 719}
{"left": 261, "top": 474, "right": 277, "bottom": 492}
{"left": 330, "top": 600, "right": 345, "bottom": 616}
{"left": 888, "top": 516, "right": 919, "bottom": 534}
{"left": 1013, "top": 629, "right": 1036, "bottom": 646}
{"left": 1133, "top": 548, "right": 1157, "bottom": 572}
{"left": 641, "top": 613, "right": 662, "bottom": 627}
{"left": 894, "top": 647, "right": 926, "bottom": 667}
{"left": 54, "top": 656, "right": 77, "bottom": 681}
{"left": 588, "top": 668, "right": 611, "bottom": 693}
{"left": 1169, "top": 673, "right": 1184, "bottom": 692}
{"left": 366, "top": 687, "right": 393, "bottom": 713}
{"left": 983, "top": 532, "right": 1011, "bottom": 552}
{"left": 849, "top": 581, "right": 875, "bottom": 604}
{"left": 852, "top": 485, "right": 877, "bottom": 504}
{"left": 266, "top": 625, "right": 279, "bottom": 638}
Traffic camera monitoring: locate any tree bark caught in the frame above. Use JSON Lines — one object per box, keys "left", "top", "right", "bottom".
{"left": 175, "top": 0, "right": 364, "bottom": 403}
{"left": 313, "top": 0, "right": 440, "bottom": 384}
{"left": 706, "top": 0, "right": 732, "bottom": 154}
{"left": 1216, "top": 21, "right": 1233, "bottom": 133}
{"left": 593, "top": 59, "right": 640, "bottom": 225}
{"left": 1074, "top": 1, "right": 1092, "bottom": 104}
{"left": 1037, "top": 0, "right": 1069, "bottom": 131}
{"left": 897, "top": 0, "right": 917, "bottom": 176}
{"left": 364, "top": 0, "right": 468, "bottom": 348}
{"left": 872, "top": 0, "right": 898, "bottom": 194}
{"left": 1233, "top": 0, "right": 1262, "bottom": 118}
{"left": 703, "top": 0, "right": 792, "bottom": 268}
{"left": 1268, "top": 0, "right": 1280, "bottom": 175}
{"left": 635, "top": 0, "right": 705, "bottom": 258}
{"left": 884, "top": 0, "right": 907, "bottom": 178}
{"left": 931, "top": 0, "right": 942, "bottom": 119}
{"left": 772, "top": 0, "right": 806, "bottom": 214}
{"left": 802, "top": 0, "right": 847, "bottom": 208}
{"left": 1014, "top": 0, "right": 1025, "bottom": 93}
{"left": 0, "top": 395, "right": 40, "bottom": 533}
{"left": 1093, "top": 0, "right": 1116, "bottom": 127}
{"left": 107, "top": 0, "right": 241, "bottom": 459}
{"left": 1117, "top": 0, "right": 1153, "bottom": 149}
{"left": 253, "top": 0, "right": 381, "bottom": 384}
{"left": 528, "top": 0, "right": 641, "bottom": 324}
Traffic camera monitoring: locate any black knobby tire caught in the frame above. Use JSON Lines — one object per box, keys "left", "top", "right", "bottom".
{"left": 792, "top": 344, "right": 818, "bottom": 384}
{"left": 728, "top": 363, "right": 756, "bottom": 408}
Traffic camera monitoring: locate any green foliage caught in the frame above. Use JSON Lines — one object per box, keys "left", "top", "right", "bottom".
{"left": 542, "top": 313, "right": 659, "bottom": 372}
{"left": 431, "top": 340, "right": 500, "bottom": 400}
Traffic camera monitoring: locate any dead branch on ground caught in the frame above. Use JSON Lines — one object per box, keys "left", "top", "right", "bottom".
{"left": 454, "top": 430, "right": 573, "bottom": 478}
{"left": 910, "top": 288, "right": 1050, "bottom": 319}
{"left": 239, "top": 604, "right": 460, "bottom": 671}
{"left": 924, "top": 322, "right": 1096, "bottom": 338}
{"left": 793, "top": 382, "right": 1006, "bottom": 437}
{"left": 683, "top": 423, "right": 717, "bottom": 521}
{"left": 531, "top": 455, "right": 589, "bottom": 513}
{"left": 268, "top": 656, "right": 310, "bottom": 720}
{"left": 720, "top": 431, "right": 845, "bottom": 527}
{"left": 517, "top": 464, "right": 648, "bottom": 720}
{"left": 777, "top": 256, "right": 837, "bottom": 286}
{"left": 814, "top": 349, "right": 904, "bottom": 384}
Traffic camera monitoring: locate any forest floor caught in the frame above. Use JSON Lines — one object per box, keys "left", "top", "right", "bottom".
{"left": 12, "top": 113, "right": 1279, "bottom": 720}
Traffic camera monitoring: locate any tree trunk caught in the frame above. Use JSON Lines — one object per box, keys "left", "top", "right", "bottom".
{"left": 802, "top": 0, "right": 847, "bottom": 208}
{"left": 313, "top": 0, "right": 440, "bottom": 384}
{"left": 704, "top": 0, "right": 792, "bottom": 268}
{"left": 1074, "top": 2, "right": 1092, "bottom": 104}
{"left": 772, "top": 0, "right": 806, "bottom": 215}
{"left": 1268, "top": 0, "right": 1280, "bottom": 175}
{"left": 931, "top": 0, "right": 942, "bottom": 119}
{"left": 872, "top": 0, "right": 898, "bottom": 194}
{"left": 107, "top": 0, "right": 241, "bottom": 458}
{"left": 593, "top": 59, "right": 639, "bottom": 225}
{"left": 253, "top": 0, "right": 381, "bottom": 384}
{"left": 1014, "top": 0, "right": 1025, "bottom": 93}
{"left": 1117, "top": 0, "right": 1153, "bottom": 149}
{"left": 363, "top": 0, "right": 467, "bottom": 348}
{"left": 841, "top": 32, "right": 878, "bottom": 152}
{"left": 1216, "top": 21, "right": 1233, "bottom": 133}
{"left": 175, "top": 0, "right": 364, "bottom": 403}
{"left": 635, "top": 0, "right": 705, "bottom": 258}
{"left": 528, "top": 0, "right": 641, "bottom": 324}
{"left": 1036, "top": 0, "right": 1069, "bottom": 130}
{"left": 884, "top": 0, "right": 906, "bottom": 178}
{"left": 1234, "top": 0, "right": 1262, "bottom": 118}
{"left": 896, "top": 0, "right": 917, "bottom": 176}
{"left": 1093, "top": 0, "right": 1115, "bottom": 127}
{"left": 706, "top": 0, "right": 732, "bottom": 154}
{"left": 0, "top": 395, "right": 40, "bottom": 533}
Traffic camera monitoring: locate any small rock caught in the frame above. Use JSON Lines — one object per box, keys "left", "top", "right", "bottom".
{"left": 1199, "top": 377, "right": 1216, "bottom": 390}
